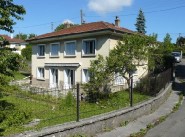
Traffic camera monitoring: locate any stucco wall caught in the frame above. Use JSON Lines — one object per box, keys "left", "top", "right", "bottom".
{"left": 21, "top": 83, "right": 172, "bottom": 137}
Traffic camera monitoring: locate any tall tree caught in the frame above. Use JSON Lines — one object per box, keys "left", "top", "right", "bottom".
{"left": 14, "top": 33, "right": 27, "bottom": 40}
{"left": 107, "top": 34, "right": 149, "bottom": 87}
{"left": 135, "top": 9, "right": 146, "bottom": 34}
{"left": 0, "top": 0, "right": 26, "bottom": 33}
{"left": 163, "top": 33, "right": 172, "bottom": 46}
{"left": 176, "top": 36, "right": 185, "bottom": 47}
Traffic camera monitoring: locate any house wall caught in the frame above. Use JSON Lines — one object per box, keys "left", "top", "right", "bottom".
{"left": 32, "top": 35, "right": 111, "bottom": 88}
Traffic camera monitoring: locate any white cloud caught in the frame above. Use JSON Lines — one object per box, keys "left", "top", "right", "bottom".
{"left": 88, "top": 0, "right": 133, "bottom": 14}
{"left": 63, "top": 19, "right": 74, "bottom": 24}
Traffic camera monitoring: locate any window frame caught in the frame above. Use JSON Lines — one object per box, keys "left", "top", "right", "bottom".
{"left": 37, "top": 67, "right": 45, "bottom": 80}
{"left": 82, "top": 68, "right": 90, "bottom": 83}
{"left": 37, "top": 44, "right": 45, "bottom": 58}
{"left": 82, "top": 39, "right": 96, "bottom": 57}
{"left": 64, "top": 40, "right": 76, "bottom": 57}
{"left": 50, "top": 42, "right": 60, "bottom": 57}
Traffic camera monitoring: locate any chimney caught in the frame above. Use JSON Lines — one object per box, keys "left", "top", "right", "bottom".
{"left": 115, "top": 16, "right": 120, "bottom": 27}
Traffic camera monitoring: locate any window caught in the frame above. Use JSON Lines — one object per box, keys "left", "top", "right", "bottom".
{"left": 38, "top": 45, "right": 45, "bottom": 57}
{"left": 82, "top": 69, "right": 90, "bottom": 83}
{"left": 82, "top": 39, "right": 96, "bottom": 56}
{"left": 50, "top": 43, "right": 60, "bottom": 57}
{"left": 64, "top": 41, "right": 76, "bottom": 56}
{"left": 37, "top": 67, "right": 45, "bottom": 79}
{"left": 114, "top": 73, "right": 125, "bottom": 85}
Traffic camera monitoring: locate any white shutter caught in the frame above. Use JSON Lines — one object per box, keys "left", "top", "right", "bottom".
{"left": 64, "top": 69, "right": 69, "bottom": 89}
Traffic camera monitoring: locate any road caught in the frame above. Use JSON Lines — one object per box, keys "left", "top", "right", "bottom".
{"left": 145, "top": 59, "right": 185, "bottom": 137}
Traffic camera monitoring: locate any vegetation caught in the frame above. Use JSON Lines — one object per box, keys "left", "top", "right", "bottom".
{"left": 21, "top": 45, "right": 32, "bottom": 61}
{"left": 14, "top": 33, "right": 37, "bottom": 40}
{"left": 0, "top": 85, "right": 149, "bottom": 136}
{"left": 0, "top": 0, "right": 26, "bottom": 33}
{"left": 135, "top": 9, "right": 146, "bottom": 34}
{"left": 55, "top": 23, "right": 78, "bottom": 31}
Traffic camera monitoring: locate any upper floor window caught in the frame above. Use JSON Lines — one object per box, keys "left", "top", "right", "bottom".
{"left": 50, "top": 43, "right": 60, "bottom": 57}
{"left": 64, "top": 41, "right": 76, "bottom": 57}
{"left": 82, "top": 39, "right": 96, "bottom": 56}
{"left": 37, "top": 45, "right": 45, "bottom": 57}
{"left": 37, "top": 67, "right": 45, "bottom": 79}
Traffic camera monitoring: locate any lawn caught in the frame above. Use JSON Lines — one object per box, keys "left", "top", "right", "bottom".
{"left": 0, "top": 86, "right": 150, "bottom": 136}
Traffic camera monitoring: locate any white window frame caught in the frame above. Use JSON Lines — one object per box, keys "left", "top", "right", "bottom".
{"left": 50, "top": 42, "right": 60, "bottom": 57}
{"left": 64, "top": 40, "right": 76, "bottom": 57}
{"left": 114, "top": 72, "right": 125, "bottom": 85}
{"left": 82, "top": 68, "right": 90, "bottom": 83}
{"left": 37, "top": 44, "right": 45, "bottom": 57}
{"left": 37, "top": 67, "right": 45, "bottom": 80}
{"left": 82, "top": 39, "right": 96, "bottom": 57}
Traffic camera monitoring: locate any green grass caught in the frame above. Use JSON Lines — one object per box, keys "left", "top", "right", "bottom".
{"left": 0, "top": 87, "right": 150, "bottom": 136}
{"left": 12, "top": 71, "right": 28, "bottom": 80}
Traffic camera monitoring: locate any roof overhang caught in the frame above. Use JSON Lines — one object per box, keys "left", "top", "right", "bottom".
{"left": 45, "top": 63, "right": 80, "bottom": 67}
{"left": 27, "top": 29, "right": 126, "bottom": 44}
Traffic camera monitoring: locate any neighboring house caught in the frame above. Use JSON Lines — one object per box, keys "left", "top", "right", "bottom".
{"left": 27, "top": 17, "right": 148, "bottom": 90}
{"left": 0, "top": 34, "right": 27, "bottom": 55}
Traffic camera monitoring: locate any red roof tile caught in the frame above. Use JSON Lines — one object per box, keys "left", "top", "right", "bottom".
{"left": 0, "top": 35, "right": 25, "bottom": 43}
{"left": 28, "top": 21, "right": 135, "bottom": 41}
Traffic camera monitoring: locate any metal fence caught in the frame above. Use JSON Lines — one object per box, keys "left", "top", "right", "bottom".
{"left": 6, "top": 68, "right": 173, "bottom": 130}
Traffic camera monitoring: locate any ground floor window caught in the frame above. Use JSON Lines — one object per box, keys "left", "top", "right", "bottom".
{"left": 114, "top": 73, "right": 125, "bottom": 85}
{"left": 37, "top": 67, "right": 45, "bottom": 79}
{"left": 82, "top": 69, "right": 90, "bottom": 83}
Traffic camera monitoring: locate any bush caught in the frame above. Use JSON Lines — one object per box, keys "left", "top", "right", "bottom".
{"left": 0, "top": 74, "right": 11, "bottom": 85}
{"left": 65, "top": 91, "right": 75, "bottom": 107}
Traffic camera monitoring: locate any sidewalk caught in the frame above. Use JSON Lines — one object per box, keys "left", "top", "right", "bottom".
{"left": 96, "top": 89, "right": 180, "bottom": 137}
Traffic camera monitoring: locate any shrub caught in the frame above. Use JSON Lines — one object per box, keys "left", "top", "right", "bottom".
{"left": 65, "top": 91, "right": 75, "bottom": 107}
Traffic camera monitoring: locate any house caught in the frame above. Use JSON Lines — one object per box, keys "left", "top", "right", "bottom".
{"left": 27, "top": 17, "right": 148, "bottom": 90}
{"left": 0, "top": 34, "right": 27, "bottom": 55}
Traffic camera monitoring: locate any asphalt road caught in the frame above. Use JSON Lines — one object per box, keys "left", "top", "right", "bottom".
{"left": 145, "top": 59, "right": 185, "bottom": 137}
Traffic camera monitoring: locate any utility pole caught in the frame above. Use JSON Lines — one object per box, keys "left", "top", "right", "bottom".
{"left": 80, "top": 9, "right": 85, "bottom": 25}
{"left": 51, "top": 22, "right": 54, "bottom": 32}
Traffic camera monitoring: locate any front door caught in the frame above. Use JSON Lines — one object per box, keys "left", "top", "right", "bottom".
{"left": 50, "top": 68, "right": 58, "bottom": 88}
{"left": 64, "top": 69, "right": 75, "bottom": 89}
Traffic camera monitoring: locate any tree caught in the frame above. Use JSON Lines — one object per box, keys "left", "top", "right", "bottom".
{"left": 0, "top": 36, "right": 9, "bottom": 47}
{"left": 55, "top": 23, "right": 78, "bottom": 31}
{"left": 83, "top": 55, "right": 111, "bottom": 102}
{"left": 107, "top": 34, "right": 148, "bottom": 87}
{"left": 176, "top": 36, "right": 185, "bottom": 47}
{"left": 0, "top": 50, "right": 25, "bottom": 76}
{"left": 0, "top": 0, "right": 26, "bottom": 33}
{"left": 14, "top": 33, "right": 27, "bottom": 40}
{"left": 21, "top": 45, "right": 32, "bottom": 61}
{"left": 135, "top": 9, "right": 146, "bottom": 34}
{"left": 28, "top": 33, "right": 37, "bottom": 39}
{"left": 163, "top": 33, "right": 172, "bottom": 46}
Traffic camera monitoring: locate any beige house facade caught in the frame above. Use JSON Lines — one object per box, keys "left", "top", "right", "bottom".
{"left": 28, "top": 18, "right": 148, "bottom": 90}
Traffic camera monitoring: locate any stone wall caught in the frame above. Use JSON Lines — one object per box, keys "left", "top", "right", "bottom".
{"left": 21, "top": 83, "right": 172, "bottom": 137}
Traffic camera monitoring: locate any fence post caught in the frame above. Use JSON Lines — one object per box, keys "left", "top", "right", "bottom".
{"left": 76, "top": 83, "right": 80, "bottom": 122}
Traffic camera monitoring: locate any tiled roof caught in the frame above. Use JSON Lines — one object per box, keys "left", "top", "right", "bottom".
{"left": 0, "top": 35, "right": 25, "bottom": 43}
{"left": 28, "top": 21, "right": 135, "bottom": 41}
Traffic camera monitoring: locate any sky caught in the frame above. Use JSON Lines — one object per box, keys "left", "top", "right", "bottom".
{"left": 0, "top": 0, "right": 185, "bottom": 43}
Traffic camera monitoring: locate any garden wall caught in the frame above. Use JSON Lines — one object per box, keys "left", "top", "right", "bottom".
{"left": 20, "top": 83, "right": 172, "bottom": 137}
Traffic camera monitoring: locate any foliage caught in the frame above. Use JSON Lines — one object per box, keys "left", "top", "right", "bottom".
{"left": 14, "top": 33, "right": 27, "bottom": 40}
{"left": 14, "top": 33, "right": 37, "bottom": 40}
{"left": 55, "top": 23, "right": 78, "bottom": 31}
{"left": 83, "top": 55, "right": 112, "bottom": 102}
{"left": 135, "top": 9, "right": 146, "bottom": 34}
{"left": 176, "top": 36, "right": 185, "bottom": 47}
{"left": 163, "top": 33, "right": 172, "bottom": 46}
{"left": 0, "top": 36, "right": 9, "bottom": 47}
{"left": 0, "top": 50, "right": 25, "bottom": 76}
{"left": 64, "top": 91, "right": 75, "bottom": 107}
{"left": 0, "top": 74, "right": 11, "bottom": 85}
{"left": 0, "top": 0, "right": 26, "bottom": 33}
{"left": 107, "top": 34, "right": 149, "bottom": 87}
{"left": 21, "top": 45, "right": 32, "bottom": 61}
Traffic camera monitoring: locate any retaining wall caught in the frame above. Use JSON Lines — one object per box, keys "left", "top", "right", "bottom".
{"left": 20, "top": 83, "right": 172, "bottom": 137}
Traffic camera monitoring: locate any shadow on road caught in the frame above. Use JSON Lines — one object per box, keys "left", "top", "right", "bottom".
{"left": 172, "top": 63, "right": 185, "bottom": 95}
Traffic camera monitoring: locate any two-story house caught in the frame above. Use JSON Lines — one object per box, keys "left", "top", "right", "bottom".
{"left": 0, "top": 34, "right": 26, "bottom": 55}
{"left": 28, "top": 17, "right": 148, "bottom": 90}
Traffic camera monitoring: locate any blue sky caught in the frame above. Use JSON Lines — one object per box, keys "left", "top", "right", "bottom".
{"left": 1, "top": 0, "right": 185, "bottom": 43}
